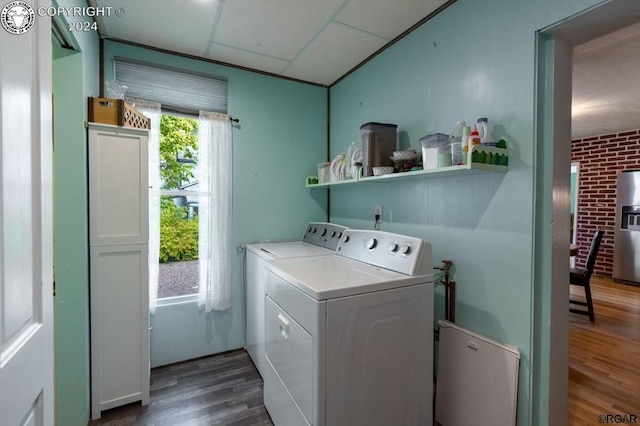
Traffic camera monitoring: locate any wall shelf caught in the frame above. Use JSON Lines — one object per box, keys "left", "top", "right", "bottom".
{"left": 306, "top": 146, "right": 508, "bottom": 188}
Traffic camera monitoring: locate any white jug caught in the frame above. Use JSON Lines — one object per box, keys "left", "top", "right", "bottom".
{"left": 476, "top": 117, "right": 495, "bottom": 145}
{"left": 343, "top": 142, "right": 362, "bottom": 180}
{"left": 348, "top": 147, "right": 362, "bottom": 180}
{"left": 450, "top": 120, "right": 466, "bottom": 144}
{"left": 330, "top": 154, "right": 347, "bottom": 182}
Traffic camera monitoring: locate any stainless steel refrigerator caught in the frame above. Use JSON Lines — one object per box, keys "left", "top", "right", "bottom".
{"left": 613, "top": 170, "right": 640, "bottom": 285}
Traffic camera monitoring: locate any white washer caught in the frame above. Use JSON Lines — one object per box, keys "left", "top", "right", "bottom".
{"left": 245, "top": 222, "right": 347, "bottom": 377}
{"left": 263, "top": 229, "right": 434, "bottom": 426}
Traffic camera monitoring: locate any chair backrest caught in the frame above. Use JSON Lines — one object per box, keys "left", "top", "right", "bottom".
{"left": 584, "top": 230, "right": 604, "bottom": 274}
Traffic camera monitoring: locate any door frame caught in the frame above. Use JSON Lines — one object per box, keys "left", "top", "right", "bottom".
{"left": 534, "top": 0, "right": 640, "bottom": 423}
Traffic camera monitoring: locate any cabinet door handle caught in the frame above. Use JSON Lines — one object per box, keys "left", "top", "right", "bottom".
{"left": 278, "top": 313, "right": 289, "bottom": 339}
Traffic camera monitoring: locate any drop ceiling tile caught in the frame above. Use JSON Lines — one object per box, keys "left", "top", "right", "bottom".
{"left": 335, "top": 0, "right": 448, "bottom": 39}
{"left": 95, "top": 0, "right": 218, "bottom": 56}
{"left": 207, "top": 43, "right": 290, "bottom": 75}
{"left": 283, "top": 21, "right": 388, "bottom": 85}
{"left": 214, "top": 0, "right": 344, "bottom": 60}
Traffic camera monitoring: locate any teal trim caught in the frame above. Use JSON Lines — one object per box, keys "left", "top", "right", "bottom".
{"left": 53, "top": 49, "right": 90, "bottom": 426}
{"left": 52, "top": 1, "right": 100, "bottom": 424}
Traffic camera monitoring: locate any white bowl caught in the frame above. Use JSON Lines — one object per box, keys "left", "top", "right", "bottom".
{"left": 372, "top": 166, "right": 394, "bottom": 176}
{"left": 392, "top": 150, "right": 416, "bottom": 160}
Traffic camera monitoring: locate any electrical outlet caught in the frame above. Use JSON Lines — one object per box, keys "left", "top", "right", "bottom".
{"left": 374, "top": 205, "right": 383, "bottom": 223}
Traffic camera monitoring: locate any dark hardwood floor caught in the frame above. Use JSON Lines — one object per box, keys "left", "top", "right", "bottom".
{"left": 90, "top": 350, "right": 273, "bottom": 426}
{"left": 91, "top": 276, "right": 640, "bottom": 425}
{"left": 569, "top": 276, "right": 640, "bottom": 425}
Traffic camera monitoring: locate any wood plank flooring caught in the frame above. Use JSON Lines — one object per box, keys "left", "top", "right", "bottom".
{"left": 569, "top": 276, "right": 640, "bottom": 425}
{"left": 89, "top": 350, "right": 273, "bottom": 426}
{"left": 89, "top": 276, "right": 639, "bottom": 425}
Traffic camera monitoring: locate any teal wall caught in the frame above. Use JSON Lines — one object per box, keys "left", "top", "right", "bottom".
{"left": 328, "top": 0, "right": 600, "bottom": 424}
{"left": 102, "top": 41, "right": 328, "bottom": 367}
{"left": 53, "top": 48, "right": 88, "bottom": 426}
{"left": 51, "top": 0, "right": 611, "bottom": 423}
{"left": 52, "top": 2, "right": 100, "bottom": 424}
{"left": 52, "top": 0, "right": 99, "bottom": 426}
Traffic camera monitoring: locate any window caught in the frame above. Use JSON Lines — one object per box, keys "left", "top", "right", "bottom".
{"left": 115, "top": 58, "right": 230, "bottom": 308}
{"left": 157, "top": 114, "right": 201, "bottom": 298}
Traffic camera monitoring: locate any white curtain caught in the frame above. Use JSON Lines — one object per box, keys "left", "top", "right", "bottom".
{"left": 135, "top": 99, "right": 162, "bottom": 314}
{"left": 197, "top": 111, "right": 233, "bottom": 312}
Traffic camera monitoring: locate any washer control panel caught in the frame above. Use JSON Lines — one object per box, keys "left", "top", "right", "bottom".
{"left": 337, "top": 229, "right": 432, "bottom": 276}
{"left": 302, "top": 222, "right": 347, "bottom": 250}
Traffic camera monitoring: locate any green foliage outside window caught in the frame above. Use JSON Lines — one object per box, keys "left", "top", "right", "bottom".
{"left": 159, "top": 196, "right": 199, "bottom": 263}
{"left": 159, "top": 115, "right": 199, "bottom": 263}
{"left": 160, "top": 115, "right": 198, "bottom": 190}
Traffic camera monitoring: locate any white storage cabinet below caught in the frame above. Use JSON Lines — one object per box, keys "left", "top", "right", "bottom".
{"left": 88, "top": 123, "right": 150, "bottom": 419}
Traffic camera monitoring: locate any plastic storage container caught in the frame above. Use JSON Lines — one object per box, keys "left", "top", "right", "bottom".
{"left": 360, "top": 122, "right": 398, "bottom": 177}
{"left": 420, "top": 133, "right": 450, "bottom": 169}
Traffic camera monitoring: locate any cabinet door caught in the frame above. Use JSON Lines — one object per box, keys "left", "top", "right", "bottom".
{"left": 89, "top": 125, "right": 149, "bottom": 246}
{"left": 90, "top": 244, "right": 150, "bottom": 419}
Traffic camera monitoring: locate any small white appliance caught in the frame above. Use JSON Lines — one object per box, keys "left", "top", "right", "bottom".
{"left": 263, "top": 229, "right": 434, "bottom": 426}
{"left": 245, "top": 222, "right": 347, "bottom": 377}
{"left": 435, "top": 320, "right": 520, "bottom": 426}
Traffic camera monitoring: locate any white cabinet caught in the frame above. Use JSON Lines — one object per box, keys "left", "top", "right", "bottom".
{"left": 88, "top": 123, "right": 150, "bottom": 419}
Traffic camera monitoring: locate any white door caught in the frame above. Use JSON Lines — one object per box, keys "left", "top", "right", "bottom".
{"left": 0, "top": 1, "right": 54, "bottom": 425}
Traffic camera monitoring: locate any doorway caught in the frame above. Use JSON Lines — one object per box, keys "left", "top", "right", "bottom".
{"left": 535, "top": 0, "right": 640, "bottom": 424}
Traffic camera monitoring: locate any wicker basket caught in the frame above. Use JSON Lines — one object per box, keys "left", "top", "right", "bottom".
{"left": 88, "top": 97, "right": 151, "bottom": 129}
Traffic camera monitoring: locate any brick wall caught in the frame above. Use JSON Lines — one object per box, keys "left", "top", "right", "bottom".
{"left": 571, "top": 128, "right": 640, "bottom": 277}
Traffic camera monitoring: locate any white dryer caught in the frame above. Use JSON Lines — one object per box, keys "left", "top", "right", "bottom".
{"left": 245, "top": 222, "right": 347, "bottom": 377}
{"left": 263, "top": 229, "right": 434, "bottom": 426}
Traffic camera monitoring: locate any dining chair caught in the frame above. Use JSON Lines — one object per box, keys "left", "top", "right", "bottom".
{"left": 569, "top": 229, "right": 604, "bottom": 322}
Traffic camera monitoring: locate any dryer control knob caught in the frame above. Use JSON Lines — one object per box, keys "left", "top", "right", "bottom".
{"left": 331, "top": 231, "right": 337, "bottom": 238}
{"left": 366, "top": 238, "right": 378, "bottom": 250}
{"left": 388, "top": 243, "right": 399, "bottom": 253}
{"left": 311, "top": 227, "right": 317, "bottom": 233}
{"left": 343, "top": 234, "right": 349, "bottom": 243}
{"left": 400, "top": 244, "right": 411, "bottom": 255}
{"left": 320, "top": 228, "right": 327, "bottom": 236}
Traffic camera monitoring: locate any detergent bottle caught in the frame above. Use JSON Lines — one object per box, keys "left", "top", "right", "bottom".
{"left": 467, "top": 125, "right": 481, "bottom": 164}
{"left": 450, "top": 120, "right": 466, "bottom": 145}
{"left": 476, "top": 117, "right": 495, "bottom": 145}
{"left": 468, "top": 125, "right": 480, "bottom": 148}
{"left": 460, "top": 125, "right": 471, "bottom": 164}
